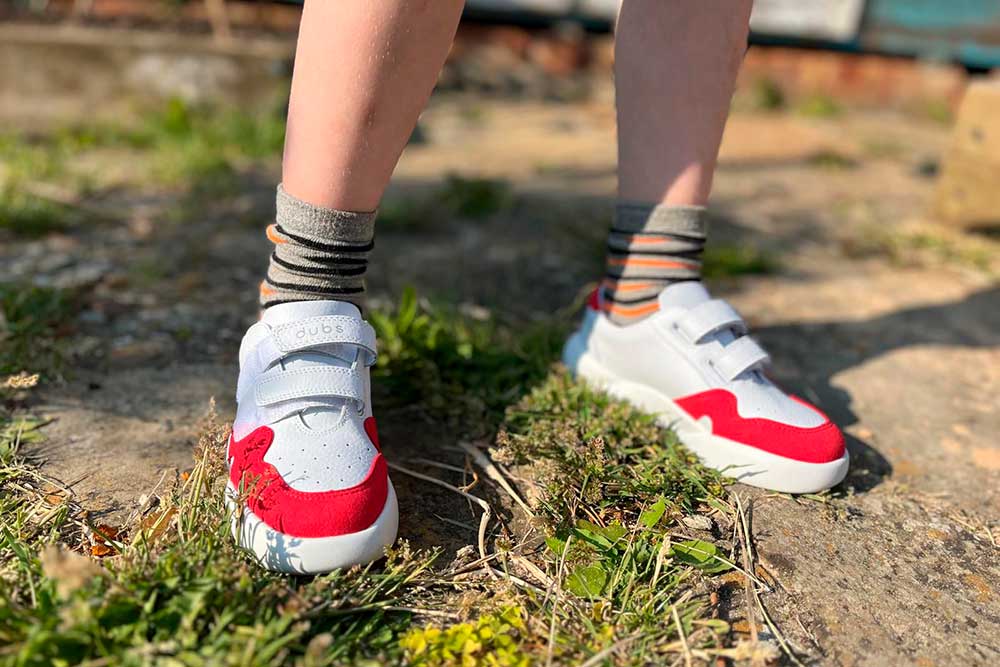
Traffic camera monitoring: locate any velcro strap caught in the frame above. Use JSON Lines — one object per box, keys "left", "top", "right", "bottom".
{"left": 677, "top": 299, "right": 746, "bottom": 343}
{"left": 270, "top": 316, "right": 377, "bottom": 365}
{"left": 254, "top": 366, "right": 365, "bottom": 406}
{"left": 713, "top": 336, "right": 770, "bottom": 381}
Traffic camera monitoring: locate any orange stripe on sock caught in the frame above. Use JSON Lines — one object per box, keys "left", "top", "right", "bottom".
{"left": 265, "top": 224, "right": 287, "bottom": 245}
{"left": 259, "top": 281, "right": 276, "bottom": 298}
{"left": 607, "top": 257, "right": 697, "bottom": 270}
{"left": 602, "top": 279, "right": 657, "bottom": 293}
{"left": 626, "top": 235, "right": 678, "bottom": 245}
{"left": 602, "top": 301, "right": 661, "bottom": 318}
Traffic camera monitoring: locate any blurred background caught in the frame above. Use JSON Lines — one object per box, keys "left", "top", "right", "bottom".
{"left": 1, "top": 3, "right": 998, "bottom": 662}
{"left": 2, "top": 0, "right": 999, "bottom": 495}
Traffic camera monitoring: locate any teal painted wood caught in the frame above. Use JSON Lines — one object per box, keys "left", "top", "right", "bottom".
{"left": 861, "top": 0, "right": 1000, "bottom": 67}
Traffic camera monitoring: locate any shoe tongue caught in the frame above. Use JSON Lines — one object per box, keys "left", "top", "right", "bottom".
{"left": 263, "top": 301, "right": 365, "bottom": 430}
{"left": 263, "top": 299, "right": 362, "bottom": 366}
{"left": 657, "top": 281, "right": 711, "bottom": 310}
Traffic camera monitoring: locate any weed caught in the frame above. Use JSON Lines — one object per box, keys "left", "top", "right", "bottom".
{"left": 401, "top": 605, "right": 529, "bottom": 666}
{"left": 369, "top": 287, "right": 564, "bottom": 429}
{"left": 0, "top": 188, "right": 69, "bottom": 237}
{"left": 742, "top": 77, "right": 786, "bottom": 112}
{"left": 702, "top": 245, "right": 780, "bottom": 279}
{"left": 497, "top": 373, "right": 725, "bottom": 528}
{"left": 805, "top": 149, "right": 859, "bottom": 170}
{"left": 377, "top": 196, "right": 435, "bottom": 230}
{"left": 842, "top": 223, "right": 996, "bottom": 274}
{"left": 438, "top": 174, "right": 512, "bottom": 219}
{"left": 862, "top": 139, "right": 906, "bottom": 161}
{"left": 797, "top": 94, "right": 842, "bottom": 119}
{"left": 920, "top": 99, "right": 953, "bottom": 126}
{"left": 379, "top": 175, "right": 514, "bottom": 230}
{"left": 0, "top": 283, "right": 78, "bottom": 378}
{"left": 1, "top": 98, "right": 286, "bottom": 201}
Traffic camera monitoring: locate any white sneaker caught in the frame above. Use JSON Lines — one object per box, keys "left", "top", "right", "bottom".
{"left": 227, "top": 300, "right": 397, "bottom": 574}
{"left": 563, "top": 283, "right": 848, "bottom": 493}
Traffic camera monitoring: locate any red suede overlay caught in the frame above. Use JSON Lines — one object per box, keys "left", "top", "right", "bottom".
{"left": 587, "top": 288, "right": 601, "bottom": 311}
{"left": 675, "top": 389, "right": 845, "bottom": 463}
{"left": 364, "top": 417, "right": 380, "bottom": 451}
{"left": 228, "top": 426, "right": 389, "bottom": 538}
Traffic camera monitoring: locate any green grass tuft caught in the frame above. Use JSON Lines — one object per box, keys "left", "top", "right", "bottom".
{"left": 805, "top": 149, "right": 859, "bottom": 170}
{"left": 796, "top": 94, "right": 843, "bottom": 119}
{"left": 369, "top": 287, "right": 565, "bottom": 430}
{"left": 0, "top": 189, "right": 69, "bottom": 237}
{"left": 702, "top": 245, "right": 780, "bottom": 279}
{"left": 0, "top": 283, "right": 79, "bottom": 378}
{"left": 0, "top": 98, "right": 286, "bottom": 203}
{"left": 438, "top": 175, "right": 512, "bottom": 219}
{"left": 497, "top": 373, "right": 725, "bottom": 529}
{"left": 742, "top": 77, "right": 786, "bottom": 112}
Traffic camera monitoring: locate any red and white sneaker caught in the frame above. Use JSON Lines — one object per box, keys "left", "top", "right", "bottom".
{"left": 227, "top": 300, "right": 397, "bottom": 573}
{"left": 563, "top": 283, "right": 848, "bottom": 493}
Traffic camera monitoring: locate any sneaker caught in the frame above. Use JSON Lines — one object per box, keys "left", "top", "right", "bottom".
{"left": 227, "top": 300, "right": 398, "bottom": 573}
{"left": 563, "top": 283, "right": 848, "bottom": 493}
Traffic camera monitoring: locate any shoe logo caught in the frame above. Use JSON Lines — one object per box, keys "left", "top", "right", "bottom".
{"left": 295, "top": 322, "right": 346, "bottom": 339}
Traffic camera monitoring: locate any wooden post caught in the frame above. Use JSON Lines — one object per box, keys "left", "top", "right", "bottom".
{"left": 934, "top": 80, "right": 1000, "bottom": 227}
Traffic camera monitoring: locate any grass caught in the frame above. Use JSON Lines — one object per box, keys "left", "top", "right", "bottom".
{"left": 804, "top": 149, "right": 859, "bottom": 171}
{"left": 842, "top": 223, "right": 997, "bottom": 275}
{"left": 734, "top": 77, "right": 786, "bottom": 113}
{"left": 0, "top": 291, "right": 772, "bottom": 666}
{"left": 796, "top": 94, "right": 842, "bottom": 119}
{"left": 702, "top": 245, "right": 780, "bottom": 279}
{"left": 0, "top": 98, "right": 286, "bottom": 236}
{"left": 0, "top": 283, "right": 79, "bottom": 379}
{"left": 379, "top": 176, "right": 513, "bottom": 230}
{"left": 919, "top": 99, "right": 953, "bottom": 126}
{"left": 0, "top": 189, "right": 70, "bottom": 237}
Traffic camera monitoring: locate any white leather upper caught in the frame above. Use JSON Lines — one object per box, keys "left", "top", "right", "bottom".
{"left": 578, "top": 282, "right": 825, "bottom": 428}
{"left": 233, "top": 300, "right": 379, "bottom": 492}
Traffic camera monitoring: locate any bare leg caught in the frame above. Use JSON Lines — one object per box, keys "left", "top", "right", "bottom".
{"left": 615, "top": 0, "right": 753, "bottom": 205}
{"left": 262, "top": 0, "right": 464, "bottom": 308}
{"left": 282, "top": 0, "right": 465, "bottom": 212}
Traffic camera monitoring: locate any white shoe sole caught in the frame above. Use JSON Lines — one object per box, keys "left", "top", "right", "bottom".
{"left": 563, "top": 334, "right": 849, "bottom": 494}
{"left": 225, "top": 481, "right": 399, "bottom": 574}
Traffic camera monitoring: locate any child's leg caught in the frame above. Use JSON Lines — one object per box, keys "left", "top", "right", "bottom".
{"left": 232, "top": 1, "right": 464, "bottom": 574}
{"left": 263, "top": 0, "right": 465, "bottom": 309}
{"left": 564, "top": 1, "right": 849, "bottom": 494}
{"left": 602, "top": 0, "right": 753, "bottom": 323}
{"left": 283, "top": 0, "right": 465, "bottom": 211}
{"left": 615, "top": 0, "right": 752, "bottom": 206}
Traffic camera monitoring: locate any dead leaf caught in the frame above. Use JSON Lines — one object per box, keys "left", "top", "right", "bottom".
{"left": 93, "top": 524, "right": 120, "bottom": 543}
{"left": 139, "top": 506, "right": 177, "bottom": 542}
{"left": 91, "top": 543, "right": 115, "bottom": 558}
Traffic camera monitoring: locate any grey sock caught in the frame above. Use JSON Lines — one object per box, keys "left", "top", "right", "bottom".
{"left": 260, "top": 185, "right": 376, "bottom": 309}
{"left": 602, "top": 201, "right": 707, "bottom": 324}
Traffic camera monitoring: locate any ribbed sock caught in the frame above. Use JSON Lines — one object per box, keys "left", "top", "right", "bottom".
{"left": 601, "top": 202, "right": 707, "bottom": 325}
{"left": 260, "top": 185, "right": 376, "bottom": 310}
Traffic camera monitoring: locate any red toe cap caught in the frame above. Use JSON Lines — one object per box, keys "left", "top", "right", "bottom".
{"left": 675, "top": 389, "right": 845, "bottom": 464}
{"left": 227, "top": 426, "right": 389, "bottom": 538}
